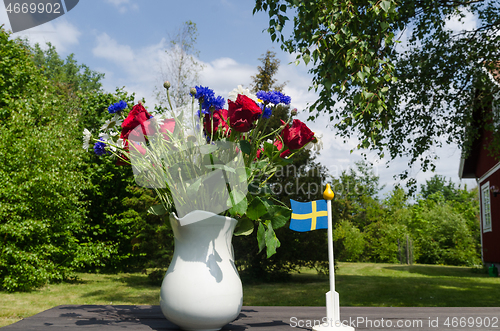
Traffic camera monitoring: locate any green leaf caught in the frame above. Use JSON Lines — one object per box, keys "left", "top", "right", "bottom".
{"left": 234, "top": 217, "right": 254, "bottom": 236}
{"left": 147, "top": 204, "right": 167, "bottom": 216}
{"left": 257, "top": 222, "right": 266, "bottom": 253}
{"left": 228, "top": 191, "right": 248, "bottom": 216}
{"left": 264, "top": 221, "right": 281, "bottom": 258}
{"left": 265, "top": 205, "right": 291, "bottom": 229}
{"left": 247, "top": 197, "right": 269, "bottom": 221}
{"left": 363, "top": 90, "right": 374, "bottom": 99}
{"left": 357, "top": 71, "right": 365, "bottom": 81}
{"left": 251, "top": 160, "right": 268, "bottom": 170}
{"left": 239, "top": 140, "right": 251, "bottom": 155}
{"left": 380, "top": 0, "right": 391, "bottom": 12}
{"left": 263, "top": 141, "right": 278, "bottom": 158}
{"left": 303, "top": 53, "right": 311, "bottom": 65}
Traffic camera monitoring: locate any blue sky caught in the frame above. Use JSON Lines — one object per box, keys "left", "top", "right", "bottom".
{"left": 0, "top": 0, "right": 478, "bottom": 197}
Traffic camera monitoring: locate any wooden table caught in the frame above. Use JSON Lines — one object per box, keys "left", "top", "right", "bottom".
{"left": 2, "top": 305, "right": 499, "bottom": 330}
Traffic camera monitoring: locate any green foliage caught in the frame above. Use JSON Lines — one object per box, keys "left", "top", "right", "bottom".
{"left": 333, "top": 220, "right": 365, "bottom": 262}
{"left": 363, "top": 221, "right": 408, "bottom": 263}
{"left": 30, "top": 42, "right": 104, "bottom": 94}
{"left": 410, "top": 194, "right": 480, "bottom": 266}
{"left": 255, "top": 0, "right": 500, "bottom": 185}
{"left": 0, "top": 27, "right": 90, "bottom": 291}
{"left": 328, "top": 166, "right": 480, "bottom": 266}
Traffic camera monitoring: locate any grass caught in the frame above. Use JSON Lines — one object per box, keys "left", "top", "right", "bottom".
{"left": 0, "top": 262, "right": 498, "bottom": 327}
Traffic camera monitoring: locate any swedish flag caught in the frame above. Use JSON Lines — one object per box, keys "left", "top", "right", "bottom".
{"left": 289, "top": 199, "right": 329, "bottom": 232}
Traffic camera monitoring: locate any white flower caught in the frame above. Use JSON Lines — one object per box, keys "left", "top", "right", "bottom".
{"left": 99, "top": 133, "right": 110, "bottom": 142}
{"left": 100, "top": 114, "right": 123, "bottom": 131}
{"left": 305, "top": 133, "right": 323, "bottom": 152}
{"left": 83, "top": 128, "right": 91, "bottom": 150}
{"left": 228, "top": 85, "right": 258, "bottom": 103}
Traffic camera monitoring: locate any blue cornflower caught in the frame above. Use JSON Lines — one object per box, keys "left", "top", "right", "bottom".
{"left": 278, "top": 92, "right": 291, "bottom": 105}
{"left": 262, "top": 106, "right": 272, "bottom": 119}
{"left": 268, "top": 91, "right": 281, "bottom": 105}
{"left": 93, "top": 138, "right": 109, "bottom": 156}
{"left": 256, "top": 90, "right": 291, "bottom": 105}
{"left": 202, "top": 95, "right": 225, "bottom": 112}
{"left": 194, "top": 85, "right": 225, "bottom": 115}
{"left": 108, "top": 100, "right": 128, "bottom": 114}
{"left": 256, "top": 90, "right": 270, "bottom": 104}
{"left": 194, "top": 85, "right": 215, "bottom": 101}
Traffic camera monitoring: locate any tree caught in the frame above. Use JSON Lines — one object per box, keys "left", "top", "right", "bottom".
{"left": 157, "top": 21, "right": 204, "bottom": 109}
{"left": 251, "top": 50, "right": 285, "bottom": 93}
{"left": 30, "top": 42, "right": 104, "bottom": 94}
{"left": 254, "top": 0, "right": 500, "bottom": 186}
{"left": 420, "top": 175, "right": 460, "bottom": 201}
{"left": 0, "top": 26, "right": 92, "bottom": 291}
{"left": 410, "top": 195, "right": 480, "bottom": 266}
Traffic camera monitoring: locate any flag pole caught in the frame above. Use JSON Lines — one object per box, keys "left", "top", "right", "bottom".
{"left": 313, "top": 184, "right": 355, "bottom": 331}
{"left": 324, "top": 184, "right": 336, "bottom": 300}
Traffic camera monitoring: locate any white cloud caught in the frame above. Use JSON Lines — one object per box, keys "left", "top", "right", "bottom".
{"left": 105, "top": 0, "right": 139, "bottom": 13}
{"left": 199, "top": 58, "right": 256, "bottom": 98}
{"left": 92, "top": 32, "right": 168, "bottom": 104}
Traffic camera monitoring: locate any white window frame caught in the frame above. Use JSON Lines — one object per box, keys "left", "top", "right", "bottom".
{"left": 481, "top": 181, "right": 493, "bottom": 233}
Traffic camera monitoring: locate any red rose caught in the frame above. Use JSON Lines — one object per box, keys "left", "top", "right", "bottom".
{"left": 274, "top": 139, "right": 291, "bottom": 158}
{"left": 159, "top": 118, "right": 176, "bottom": 140}
{"left": 227, "top": 94, "right": 262, "bottom": 132}
{"left": 120, "top": 103, "right": 153, "bottom": 140}
{"left": 281, "top": 119, "right": 315, "bottom": 150}
{"left": 256, "top": 148, "right": 263, "bottom": 159}
{"left": 204, "top": 109, "right": 229, "bottom": 135}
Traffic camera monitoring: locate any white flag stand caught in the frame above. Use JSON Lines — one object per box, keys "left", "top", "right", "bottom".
{"left": 313, "top": 185, "right": 355, "bottom": 331}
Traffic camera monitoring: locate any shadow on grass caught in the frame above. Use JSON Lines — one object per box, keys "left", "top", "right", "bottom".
{"left": 382, "top": 264, "right": 490, "bottom": 278}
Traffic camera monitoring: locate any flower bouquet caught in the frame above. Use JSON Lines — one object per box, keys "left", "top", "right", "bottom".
{"left": 83, "top": 83, "right": 319, "bottom": 330}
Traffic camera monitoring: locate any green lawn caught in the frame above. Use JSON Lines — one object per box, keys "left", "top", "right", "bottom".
{"left": 0, "top": 262, "right": 498, "bottom": 327}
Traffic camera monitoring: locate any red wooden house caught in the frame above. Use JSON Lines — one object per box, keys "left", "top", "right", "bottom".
{"left": 459, "top": 69, "right": 500, "bottom": 273}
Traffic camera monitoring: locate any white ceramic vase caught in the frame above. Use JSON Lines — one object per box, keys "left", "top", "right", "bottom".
{"left": 159, "top": 210, "right": 243, "bottom": 331}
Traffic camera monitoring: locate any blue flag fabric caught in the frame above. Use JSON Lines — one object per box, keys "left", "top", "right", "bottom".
{"left": 289, "top": 199, "right": 329, "bottom": 232}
